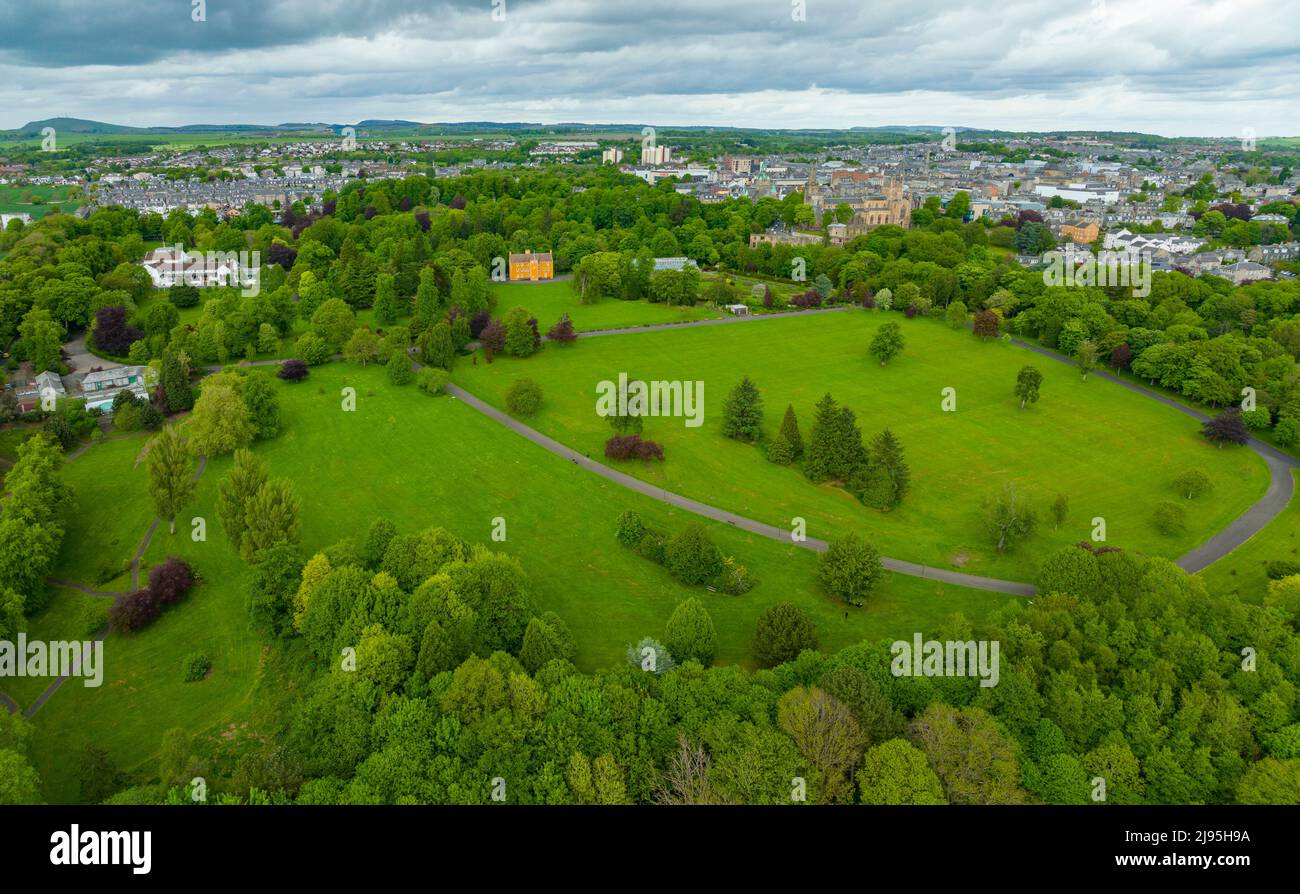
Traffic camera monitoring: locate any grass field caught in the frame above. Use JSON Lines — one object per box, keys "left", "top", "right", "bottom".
{"left": 1198, "top": 470, "right": 1300, "bottom": 603}
{"left": 0, "top": 184, "right": 82, "bottom": 219}
{"left": 26, "top": 361, "right": 1003, "bottom": 802}
{"left": 451, "top": 311, "right": 1271, "bottom": 581}
{"left": 492, "top": 279, "right": 725, "bottom": 332}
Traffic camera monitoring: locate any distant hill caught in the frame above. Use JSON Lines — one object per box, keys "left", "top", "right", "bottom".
{"left": 0, "top": 118, "right": 1224, "bottom": 143}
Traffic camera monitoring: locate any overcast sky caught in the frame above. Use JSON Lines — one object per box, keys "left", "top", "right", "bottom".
{"left": 1, "top": 0, "right": 1297, "bottom": 136}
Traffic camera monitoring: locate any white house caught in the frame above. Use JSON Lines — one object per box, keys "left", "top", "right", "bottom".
{"left": 139, "top": 246, "right": 256, "bottom": 289}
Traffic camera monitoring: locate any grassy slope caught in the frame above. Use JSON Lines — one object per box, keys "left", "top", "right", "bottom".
{"left": 1198, "top": 470, "right": 1300, "bottom": 603}
{"left": 451, "top": 311, "right": 1271, "bottom": 581}
{"left": 28, "top": 361, "right": 999, "bottom": 802}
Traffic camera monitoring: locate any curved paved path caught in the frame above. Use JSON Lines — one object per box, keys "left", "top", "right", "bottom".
{"left": 465, "top": 305, "right": 851, "bottom": 351}
{"left": 447, "top": 312, "right": 1300, "bottom": 594}
{"left": 1002, "top": 333, "right": 1299, "bottom": 573}
{"left": 445, "top": 382, "right": 1035, "bottom": 597}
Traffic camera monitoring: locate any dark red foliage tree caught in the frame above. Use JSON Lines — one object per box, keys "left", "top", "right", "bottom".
{"left": 397, "top": 196, "right": 413, "bottom": 212}
{"left": 1210, "top": 203, "right": 1251, "bottom": 221}
{"left": 469, "top": 309, "right": 491, "bottom": 338}
{"left": 278, "top": 359, "right": 309, "bottom": 381}
{"left": 528, "top": 317, "right": 541, "bottom": 351}
{"left": 1202, "top": 409, "right": 1250, "bottom": 446}
{"left": 547, "top": 314, "right": 577, "bottom": 344}
{"left": 903, "top": 305, "right": 919, "bottom": 318}
{"left": 108, "top": 589, "right": 160, "bottom": 633}
{"left": 479, "top": 319, "right": 507, "bottom": 352}
{"left": 267, "top": 242, "right": 297, "bottom": 269}
{"left": 1017, "top": 210, "right": 1044, "bottom": 228}
{"left": 148, "top": 557, "right": 194, "bottom": 606}
{"left": 321, "top": 199, "right": 337, "bottom": 216}
{"left": 450, "top": 195, "right": 467, "bottom": 210}
{"left": 1110, "top": 343, "right": 1132, "bottom": 370}
{"left": 790, "top": 290, "right": 821, "bottom": 309}
{"left": 94, "top": 305, "right": 143, "bottom": 355}
{"left": 605, "top": 435, "right": 664, "bottom": 461}
{"left": 414, "top": 210, "right": 431, "bottom": 232}
{"left": 973, "top": 309, "right": 1000, "bottom": 338}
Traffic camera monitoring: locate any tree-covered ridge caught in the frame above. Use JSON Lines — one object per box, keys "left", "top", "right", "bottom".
{"left": 82, "top": 522, "right": 1300, "bottom": 806}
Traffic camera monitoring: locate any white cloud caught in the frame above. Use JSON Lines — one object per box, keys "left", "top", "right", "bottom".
{"left": 0, "top": 0, "right": 1296, "bottom": 134}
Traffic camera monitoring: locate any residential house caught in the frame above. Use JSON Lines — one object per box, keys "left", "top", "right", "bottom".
{"left": 508, "top": 250, "right": 554, "bottom": 281}
{"left": 1058, "top": 218, "right": 1100, "bottom": 244}
{"left": 1217, "top": 261, "right": 1273, "bottom": 285}
{"left": 79, "top": 366, "right": 153, "bottom": 413}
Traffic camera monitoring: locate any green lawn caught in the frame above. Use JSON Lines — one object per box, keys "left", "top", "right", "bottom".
{"left": 52, "top": 435, "right": 156, "bottom": 589}
{"left": 492, "top": 279, "right": 725, "bottom": 332}
{"left": 1198, "top": 470, "right": 1300, "bottom": 603}
{"left": 28, "top": 361, "right": 1004, "bottom": 801}
{"left": 0, "top": 184, "right": 82, "bottom": 219}
{"left": 451, "top": 311, "right": 1271, "bottom": 582}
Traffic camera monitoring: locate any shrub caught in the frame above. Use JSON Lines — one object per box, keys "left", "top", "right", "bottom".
{"left": 1172, "top": 469, "right": 1213, "bottom": 500}
{"left": 1242, "top": 408, "right": 1272, "bottom": 430}
{"left": 469, "top": 309, "right": 491, "bottom": 339}
{"left": 604, "top": 434, "right": 664, "bottom": 461}
{"left": 1275, "top": 417, "right": 1300, "bottom": 447}
{"left": 294, "top": 332, "right": 330, "bottom": 366}
{"left": 1152, "top": 501, "right": 1186, "bottom": 536}
{"left": 1265, "top": 560, "right": 1300, "bottom": 581}
{"left": 719, "top": 556, "right": 756, "bottom": 595}
{"left": 635, "top": 532, "right": 667, "bottom": 565}
{"left": 108, "top": 589, "right": 161, "bottom": 633}
{"left": 278, "top": 359, "right": 309, "bottom": 381}
{"left": 505, "top": 378, "right": 543, "bottom": 417}
{"left": 752, "top": 602, "right": 818, "bottom": 669}
{"left": 663, "top": 522, "right": 723, "bottom": 585}
{"left": 77, "top": 599, "right": 108, "bottom": 637}
{"left": 615, "top": 510, "right": 646, "bottom": 547}
{"left": 1201, "top": 409, "right": 1249, "bottom": 446}
{"left": 181, "top": 651, "right": 212, "bottom": 683}
{"left": 169, "top": 284, "right": 201, "bottom": 308}
{"left": 386, "top": 350, "right": 413, "bottom": 385}
{"left": 547, "top": 314, "right": 578, "bottom": 344}
{"left": 817, "top": 534, "right": 884, "bottom": 603}
{"left": 147, "top": 557, "right": 194, "bottom": 605}
{"left": 766, "top": 431, "right": 794, "bottom": 465}
{"left": 416, "top": 367, "right": 450, "bottom": 395}
{"left": 479, "top": 318, "right": 506, "bottom": 353}
{"left": 626, "top": 636, "right": 676, "bottom": 674}
{"left": 664, "top": 598, "right": 717, "bottom": 666}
